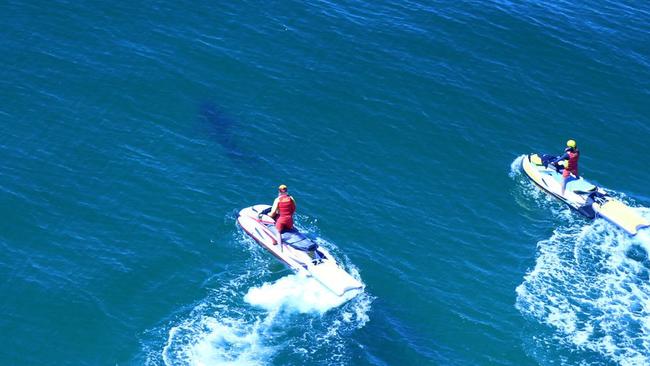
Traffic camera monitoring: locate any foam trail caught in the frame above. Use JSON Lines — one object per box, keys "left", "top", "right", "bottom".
{"left": 516, "top": 221, "right": 650, "bottom": 364}
{"left": 157, "top": 274, "right": 370, "bottom": 365}
{"left": 632, "top": 207, "right": 650, "bottom": 249}
{"left": 144, "top": 229, "right": 371, "bottom": 365}
{"left": 514, "top": 176, "right": 650, "bottom": 364}
{"left": 244, "top": 273, "right": 361, "bottom": 313}
{"left": 637, "top": 230, "right": 650, "bottom": 247}
{"left": 162, "top": 315, "right": 274, "bottom": 366}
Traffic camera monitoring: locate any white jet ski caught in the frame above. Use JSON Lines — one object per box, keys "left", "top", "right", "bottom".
{"left": 521, "top": 153, "right": 650, "bottom": 236}
{"left": 237, "top": 204, "right": 364, "bottom": 297}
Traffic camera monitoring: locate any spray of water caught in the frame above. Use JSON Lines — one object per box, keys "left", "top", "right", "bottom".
{"left": 509, "top": 154, "right": 525, "bottom": 178}
{"left": 244, "top": 273, "right": 361, "bottom": 313}
{"left": 510, "top": 156, "right": 650, "bottom": 365}
{"left": 143, "top": 219, "right": 371, "bottom": 365}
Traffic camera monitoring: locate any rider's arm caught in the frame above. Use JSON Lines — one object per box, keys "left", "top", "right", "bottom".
{"left": 269, "top": 197, "right": 280, "bottom": 218}
{"left": 552, "top": 152, "right": 569, "bottom": 163}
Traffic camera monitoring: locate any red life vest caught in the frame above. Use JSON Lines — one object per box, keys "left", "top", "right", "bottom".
{"left": 277, "top": 193, "right": 295, "bottom": 218}
{"left": 566, "top": 149, "right": 579, "bottom": 175}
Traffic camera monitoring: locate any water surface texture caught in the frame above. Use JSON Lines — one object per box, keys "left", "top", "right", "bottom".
{"left": 2, "top": 1, "right": 649, "bottom": 365}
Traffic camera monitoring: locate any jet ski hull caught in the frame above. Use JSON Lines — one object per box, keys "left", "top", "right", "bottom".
{"left": 237, "top": 205, "right": 364, "bottom": 296}
{"left": 521, "top": 153, "right": 649, "bottom": 235}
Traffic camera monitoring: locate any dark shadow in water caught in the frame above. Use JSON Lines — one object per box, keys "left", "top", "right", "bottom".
{"left": 198, "top": 102, "right": 274, "bottom": 178}
{"left": 199, "top": 102, "right": 242, "bottom": 159}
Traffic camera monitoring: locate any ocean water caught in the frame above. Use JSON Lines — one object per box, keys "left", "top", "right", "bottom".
{"left": 1, "top": 0, "right": 649, "bottom": 365}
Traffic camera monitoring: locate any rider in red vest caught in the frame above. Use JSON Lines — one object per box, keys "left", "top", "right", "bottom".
{"left": 269, "top": 184, "right": 296, "bottom": 246}
{"left": 552, "top": 139, "right": 580, "bottom": 195}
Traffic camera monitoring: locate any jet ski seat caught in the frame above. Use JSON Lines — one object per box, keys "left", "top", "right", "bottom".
{"left": 281, "top": 230, "right": 318, "bottom": 251}
{"left": 265, "top": 226, "right": 318, "bottom": 251}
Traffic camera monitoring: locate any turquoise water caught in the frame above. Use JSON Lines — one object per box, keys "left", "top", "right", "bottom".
{"left": 2, "top": 1, "right": 650, "bottom": 365}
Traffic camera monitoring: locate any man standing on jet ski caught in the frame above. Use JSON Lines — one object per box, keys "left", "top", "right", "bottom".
{"left": 268, "top": 184, "right": 296, "bottom": 246}
{"left": 551, "top": 139, "right": 580, "bottom": 195}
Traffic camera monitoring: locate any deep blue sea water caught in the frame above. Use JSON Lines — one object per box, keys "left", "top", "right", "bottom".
{"left": 2, "top": 1, "right": 650, "bottom": 365}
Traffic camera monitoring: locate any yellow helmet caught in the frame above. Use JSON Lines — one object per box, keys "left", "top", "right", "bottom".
{"left": 566, "top": 139, "right": 576, "bottom": 149}
{"left": 278, "top": 184, "right": 287, "bottom": 191}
